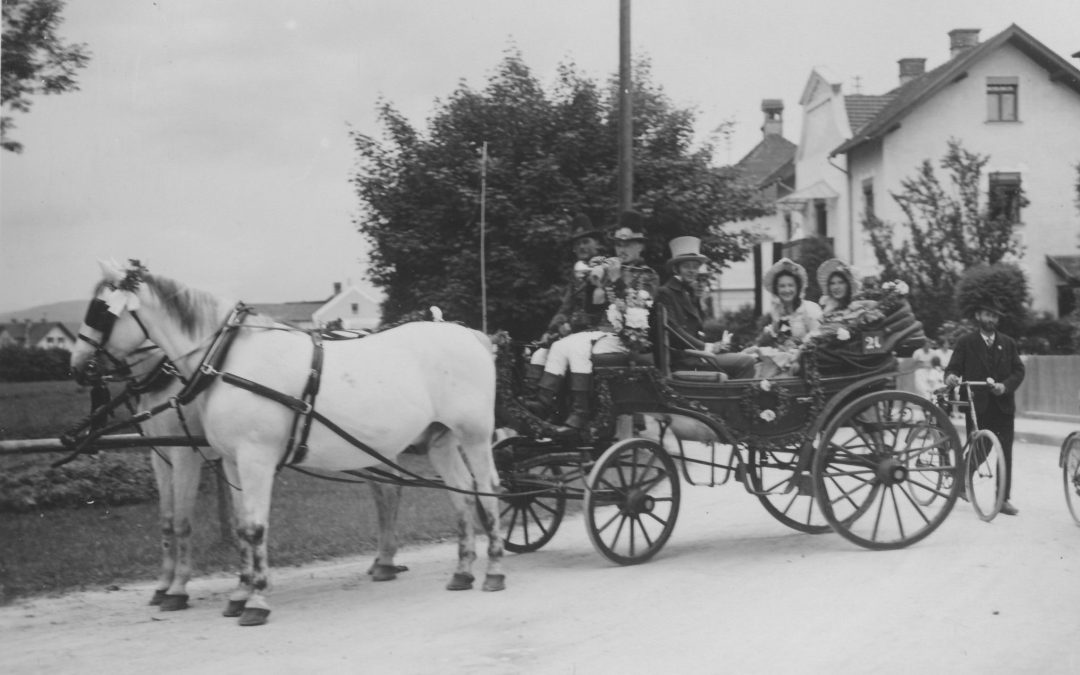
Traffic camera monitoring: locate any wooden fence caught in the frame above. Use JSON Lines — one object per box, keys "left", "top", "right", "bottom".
{"left": 898, "top": 355, "right": 1080, "bottom": 421}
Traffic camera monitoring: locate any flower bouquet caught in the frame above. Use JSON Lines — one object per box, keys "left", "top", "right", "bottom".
{"left": 606, "top": 287, "right": 653, "bottom": 353}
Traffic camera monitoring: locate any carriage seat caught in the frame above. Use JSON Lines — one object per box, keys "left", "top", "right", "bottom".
{"left": 592, "top": 352, "right": 655, "bottom": 368}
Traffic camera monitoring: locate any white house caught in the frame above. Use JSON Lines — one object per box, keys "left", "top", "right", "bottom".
{"left": 252, "top": 282, "right": 382, "bottom": 330}
{"left": 0, "top": 321, "right": 78, "bottom": 350}
{"left": 827, "top": 25, "right": 1080, "bottom": 317}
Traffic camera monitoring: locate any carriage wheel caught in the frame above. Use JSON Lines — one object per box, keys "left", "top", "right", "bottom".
{"left": 1061, "top": 436, "right": 1080, "bottom": 528}
{"left": 495, "top": 440, "right": 567, "bottom": 554}
{"left": 584, "top": 438, "right": 680, "bottom": 565}
{"left": 965, "top": 430, "right": 1006, "bottom": 522}
{"left": 812, "top": 391, "right": 961, "bottom": 550}
{"left": 747, "top": 446, "right": 831, "bottom": 534}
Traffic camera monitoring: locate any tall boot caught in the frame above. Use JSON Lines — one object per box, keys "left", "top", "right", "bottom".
{"left": 561, "top": 373, "right": 592, "bottom": 430}
{"left": 522, "top": 363, "right": 544, "bottom": 397}
{"left": 524, "top": 372, "right": 563, "bottom": 419}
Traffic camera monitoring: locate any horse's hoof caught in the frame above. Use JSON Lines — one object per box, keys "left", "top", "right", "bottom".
{"left": 369, "top": 564, "right": 408, "bottom": 582}
{"left": 159, "top": 594, "right": 189, "bottom": 611}
{"left": 238, "top": 607, "right": 270, "bottom": 627}
{"left": 222, "top": 599, "right": 246, "bottom": 617}
{"left": 149, "top": 589, "right": 168, "bottom": 606}
{"left": 482, "top": 574, "right": 506, "bottom": 592}
{"left": 446, "top": 572, "right": 475, "bottom": 591}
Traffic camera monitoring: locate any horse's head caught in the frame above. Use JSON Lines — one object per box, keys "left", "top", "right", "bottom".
{"left": 70, "top": 259, "right": 154, "bottom": 385}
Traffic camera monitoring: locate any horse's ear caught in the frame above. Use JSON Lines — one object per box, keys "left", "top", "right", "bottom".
{"left": 98, "top": 259, "right": 125, "bottom": 283}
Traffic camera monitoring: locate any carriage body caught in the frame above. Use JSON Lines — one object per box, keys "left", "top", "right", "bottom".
{"left": 497, "top": 300, "right": 963, "bottom": 560}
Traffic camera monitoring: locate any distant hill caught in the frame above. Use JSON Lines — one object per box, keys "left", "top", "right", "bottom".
{"left": 0, "top": 300, "right": 87, "bottom": 325}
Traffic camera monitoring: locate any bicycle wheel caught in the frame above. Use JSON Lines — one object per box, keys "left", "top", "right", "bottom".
{"left": 965, "top": 429, "right": 1006, "bottom": 522}
{"left": 911, "top": 427, "right": 953, "bottom": 507}
{"left": 1062, "top": 435, "right": 1080, "bottom": 528}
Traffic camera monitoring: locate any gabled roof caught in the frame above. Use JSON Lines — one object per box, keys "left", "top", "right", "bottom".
{"left": 1048, "top": 255, "right": 1080, "bottom": 284}
{"left": 735, "top": 134, "right": 797, "bottom": 188}
{"left": 844, "top": 94, "right": 896, "bottom": 133}
{"left": 833, "top": 24, "right": 1080, "bottom": 156}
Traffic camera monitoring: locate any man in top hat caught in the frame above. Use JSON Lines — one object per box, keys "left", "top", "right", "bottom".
{"left": 653, "top": 236, "right": 756, "bottom": 379}
{"left": 944, "top": 295, "right": 1025, "bottom": 515}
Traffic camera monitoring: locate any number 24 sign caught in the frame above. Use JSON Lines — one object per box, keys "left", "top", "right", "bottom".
{"left": 861, "top": 330, "right": 886, "bottom": 354}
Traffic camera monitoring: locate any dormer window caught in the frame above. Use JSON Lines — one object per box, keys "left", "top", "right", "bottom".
{"left": 986, "top": 77, "right": 1018, "bottom": 121}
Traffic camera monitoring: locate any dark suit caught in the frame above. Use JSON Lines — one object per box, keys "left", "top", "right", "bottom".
{"left": 945, "top": 330, "right": 1026, "bottom": 500}
{"left": 654, "top": 277, "right": 756, "bottom": 378}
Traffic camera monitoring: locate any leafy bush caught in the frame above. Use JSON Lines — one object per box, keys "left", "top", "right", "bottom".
{"left": 1019, "top": 313, "right": 1080, "bottom": 355}
{"left": 0, "top": 452, "right": 158, "bottom": 512}
{"left": 0, "top": 346, "right": 72, "bottom": 382}
{"left": 954, "top": 263, "right": 1029, "bottom": 336}
{"left": 712, "top": 304, "right": 762, "bottom": 351}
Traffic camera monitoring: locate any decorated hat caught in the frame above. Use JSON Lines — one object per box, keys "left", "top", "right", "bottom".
{"left": 608, "top": 210, "right": 647, "bottom": 243}
{"left": 566, "top": 213, "right": 602, "bottom": 243}
{"left": 816, "top": 258, "right": 860, "bottom": 296}
{"left": 763, "top": 257, "right": 808, "bottom": 295}
{"left": 666, "top": 236, "right": 709, "bottom": 270}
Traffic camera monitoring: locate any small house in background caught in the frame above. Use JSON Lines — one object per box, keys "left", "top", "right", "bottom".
{"left": 0, "top": 320, "right": 78, "bottom": 350}
{"left": 251, "top": 282, "right": 381, "bottom": 331}
{"left": 713, "top": 99, "right": 797, "bottom": 316}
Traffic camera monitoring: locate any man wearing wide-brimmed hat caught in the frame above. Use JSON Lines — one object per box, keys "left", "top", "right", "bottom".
{"left": 945, "top": 292, "right": 1025, "bottom": 516}
{"left": 526, "top": 214, "right": 609, "bottom": 390}
{"left": 653, "top": 236, "right": 756, "bottom": 378}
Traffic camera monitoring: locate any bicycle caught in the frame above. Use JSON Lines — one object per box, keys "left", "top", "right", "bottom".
{"left": 932, "top": 381, "right": 1007, "bottom": 522}
{"left": 1060, "top": 395, "right": 1080, "bottom": 527}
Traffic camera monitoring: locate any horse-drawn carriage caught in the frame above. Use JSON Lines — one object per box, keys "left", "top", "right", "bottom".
{"left": 494, "top": 300, "right": 964, "bottom": 561}
{"left": 8, "top": 260, "right": 967, "bottom": 626}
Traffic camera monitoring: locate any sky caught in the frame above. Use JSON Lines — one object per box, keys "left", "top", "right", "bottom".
{"left": 2, "top": 0, "right": 1078, "bottom": 315}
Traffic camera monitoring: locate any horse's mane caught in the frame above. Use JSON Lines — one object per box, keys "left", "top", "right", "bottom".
{"left": 142, "top": 273, "right": 228, "bottom": 338}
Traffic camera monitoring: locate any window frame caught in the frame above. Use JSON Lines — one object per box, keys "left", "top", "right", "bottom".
{"left": 986, "top": 76, "right": 1019, "bottom": 122}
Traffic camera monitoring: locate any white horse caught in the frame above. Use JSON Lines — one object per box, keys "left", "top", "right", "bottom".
{"left": 79, "top": 344, "right": 408, "bottom": 612}
{"left": 70, "top": 260, "right": 504, "bottom": 626}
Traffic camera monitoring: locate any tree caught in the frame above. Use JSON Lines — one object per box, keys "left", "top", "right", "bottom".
{"left": 1, "top": 0, "right": 90, "bottom": 153}
{"left": 864, "top": 139, "right": 1026, "bottom": 338}
{"left": 350, "top": 52, "right": 769, "bottom": 337}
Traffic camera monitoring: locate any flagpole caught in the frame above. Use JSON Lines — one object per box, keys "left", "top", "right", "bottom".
{"left": 480, "top": 141, "right": 488, "bottom": 335}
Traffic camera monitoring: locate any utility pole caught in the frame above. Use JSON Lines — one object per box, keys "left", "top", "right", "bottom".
{"left": 618, "top": 0, "right": 632, "bottom": 211}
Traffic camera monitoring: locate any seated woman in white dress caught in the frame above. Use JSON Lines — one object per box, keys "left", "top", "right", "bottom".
{"left": 744, "top": 258, "right": 822, "bottom": 378}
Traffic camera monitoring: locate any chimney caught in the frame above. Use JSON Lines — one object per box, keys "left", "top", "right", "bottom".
{"left": 761, "top": 99, "right": 784, "bottom": 138}
{"left": 332, "top": 282, "right": 342, "bottom": 295}
{"left": 948, "top": 28, "right": 980, "bottom": 58}
{"left": 898, "top": 58, "right": 926, "bottom": 86}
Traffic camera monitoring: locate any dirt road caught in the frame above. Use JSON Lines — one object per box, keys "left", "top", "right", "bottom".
{"left": 2, "top": 440, "right": 1077, "bottom": 675}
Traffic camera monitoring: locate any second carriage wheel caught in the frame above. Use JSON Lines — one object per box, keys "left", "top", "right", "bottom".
{"left": 1061, "top": 435, "right": 1080, "bottom": 528}
{"left": 746, "top": 445, "right": 831, "bottom": 534}
{"left": 584, "top": 438, "right": 680, "bottom": 565}
{"left": 812, "top": 390, "right": 961, "bottom": 550}
{"left": 965, "top": 429, "right": 1006, "bottom": 522}
{"left": 495, "top": 438, "right": 567, "bottom": 554}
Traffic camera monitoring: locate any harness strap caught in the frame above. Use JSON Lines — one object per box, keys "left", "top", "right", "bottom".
{"left": 280, "top": 331, "right": 324, "bottom": 468}
{"left": 174, "top": 303, "right": 254, "bottom": 405}
{"left": 216, "top": 369, "right": 450, "bottom": 489}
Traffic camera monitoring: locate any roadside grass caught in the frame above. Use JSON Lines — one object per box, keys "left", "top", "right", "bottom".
{"left": 0, "top": 381, "right": 470, "bottom": 605}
